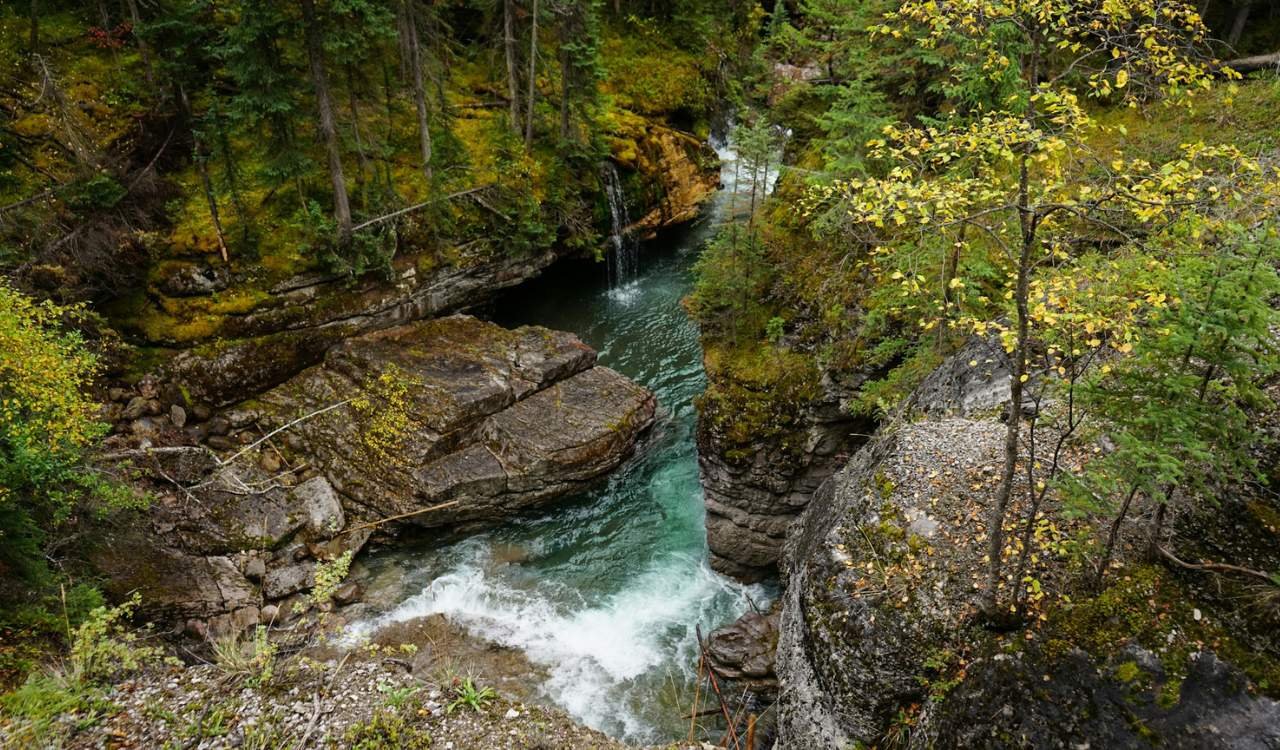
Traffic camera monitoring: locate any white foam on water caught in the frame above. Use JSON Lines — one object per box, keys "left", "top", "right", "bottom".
{"left": 348, "top": 540, "right": 768, "bottom": 741}
{"left": 605, "top": 280, "right": 643, "bottom": 304}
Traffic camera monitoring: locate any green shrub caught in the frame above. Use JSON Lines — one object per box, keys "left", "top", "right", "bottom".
{"left": 0, "top": 284, "right": 143, "bottom": 582}
{"left": 446, "top": 677, "right": 495, "bottom": 714}
{"left": 0, "top": 594, "right": 169, "bottom": 745}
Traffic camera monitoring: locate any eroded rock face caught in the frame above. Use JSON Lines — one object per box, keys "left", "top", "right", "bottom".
{"left": 610, "top": 120, "right": 719, "bottom": 238}
{"left": 253, "top": 315, "right": 656, "bottom": 527}
{"left": 771, "top": 343, "right": 1280, "bottom": 748}
{"left": 93, "top": 316, "right": 655, "bottom": 634}
{"left": 162, "top": 250, "right": 563, "bottom": 407}
{"left": 698, "top": 374, "right": 871, "bottom": 583}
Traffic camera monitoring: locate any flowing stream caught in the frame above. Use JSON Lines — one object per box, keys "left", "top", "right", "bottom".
{"left": 347, "top": 138, "right": 773, "bottom": 742}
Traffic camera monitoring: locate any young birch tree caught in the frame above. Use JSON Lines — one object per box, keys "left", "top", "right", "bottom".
{"left": 807, "top": 0, "right": 1274, "bottom": 619}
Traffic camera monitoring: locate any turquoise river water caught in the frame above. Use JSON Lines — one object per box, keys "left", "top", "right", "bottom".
{"left": 347, "top": 140, "right": 774, "bottom": 743}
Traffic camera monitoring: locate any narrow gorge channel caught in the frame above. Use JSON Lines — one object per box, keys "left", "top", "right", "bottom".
{"left": 347, "top": 141, "right": 772, "bottom": 743}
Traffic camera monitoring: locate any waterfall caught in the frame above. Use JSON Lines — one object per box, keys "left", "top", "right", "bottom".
{"left": 601, "top": 162, "right": 637, "bottom": 288}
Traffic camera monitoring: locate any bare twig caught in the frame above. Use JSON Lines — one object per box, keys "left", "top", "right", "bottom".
{"left": 1156, "top": 545, "right": 1279, "bottom": 587}
{"left": 218, "top": 400, "right": 353, "bottom": 469}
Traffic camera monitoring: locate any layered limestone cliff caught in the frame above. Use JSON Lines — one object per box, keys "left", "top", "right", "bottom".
{"left": 109, "top": 120, "right": 718, "bottom": 408}
{"left": 697, "top": 368, "right": 871, "bottom": 583}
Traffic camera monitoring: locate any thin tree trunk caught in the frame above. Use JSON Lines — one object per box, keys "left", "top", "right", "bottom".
{"left": 524, "top": 0, "right": 538, "bottom": 145}
{"left": 344, "top": 64, "right": 371, "bottom": 192}
{"left": 301, "top": 0, "right": 353, "bottom": 240}
{"left": 402, "top": 1, "right": 433, "bottom": 181}
{"left": 180, "top": 85, "right": 228, "bottom": 263}
{"left": 382, "top": 62, "right": 397, "bottom": 195}
{"left": 1227, "top": 1, "right": 1251, "bottom": 49}
{"left": 123, "top": 0, "right": 153, "bottom": 84}
{"left": 1097, "top": 484, "right": 1141, "bottom": 587}
{"left": 29, "top": 0, "right": 38, "bottom": 51}
{"left": 210, "top": 99, "right": 248, "bottom": 240}
{"left": 982, "top": 38, "right": 1040, "bottom": 622}
{"left": 504, "top": 0, "right": 521, "bottom": 135}
{"left": 983, "top": 253, "right": 1028, "bottom": 619}
{"left": 559, "top": 44, "right": 571, "bottom": 141}
{"left": 1148, "top": 502, "right": 1167, "bottom": 558}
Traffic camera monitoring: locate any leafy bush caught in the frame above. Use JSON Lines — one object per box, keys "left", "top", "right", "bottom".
{"left": 0, "top": 284, "right": 141, "bottom": 582}
{"left": 1, "top": 594, "right": 169, "bottom": 745}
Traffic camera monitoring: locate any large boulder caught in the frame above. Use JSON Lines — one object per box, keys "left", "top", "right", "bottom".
{"left": 772, "top": 344, "right": 1280, "bottom": 748}
{"left": 252, "top": 315, "right": 656, "bottom": 527}
{"left": 92, "top": 316, "right": 655, "bottom": 631}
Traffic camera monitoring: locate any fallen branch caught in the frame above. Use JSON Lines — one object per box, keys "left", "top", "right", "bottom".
{"left": 1156, "top": 544, "right": 1279, "bottom": 587}
{"left": 352, "top": 185, "right": 494, "bottom": 232}
{"left": 1221, "top": 50, "right": 1280, "bottom": 74}
{"left": 339, "top": 500, "right": 462, "bottom": 535}
{"left": 696, "top": 624, "right": 741, "bottom": 750}
{"left": 218, "top": 399, "right": 353, "bottom": 469}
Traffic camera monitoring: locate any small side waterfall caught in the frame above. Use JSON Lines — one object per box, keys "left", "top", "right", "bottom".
{"left": 601, "top": 162, "right": 637, "bottom": 289}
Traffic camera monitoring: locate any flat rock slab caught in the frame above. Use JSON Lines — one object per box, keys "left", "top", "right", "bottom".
{"left": 256, "top": 314, "right": 657, "bottom": 526}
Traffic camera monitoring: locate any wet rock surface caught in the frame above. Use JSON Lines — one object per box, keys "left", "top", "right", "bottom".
{"left": 705, "top": 609, "right": 779, "bottom": 691}
{"left": 90, "top": 316, "right": 655, "bottom": 634}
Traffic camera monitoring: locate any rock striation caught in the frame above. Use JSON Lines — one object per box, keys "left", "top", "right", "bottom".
{"left": 698, "top": 374, "right": 871, "bottom": 583}
{"left": 93, "top": 315, "right": 655, "bottom": 636}
{"left": 253, "top": 315, "right": 657, "bottom": 528}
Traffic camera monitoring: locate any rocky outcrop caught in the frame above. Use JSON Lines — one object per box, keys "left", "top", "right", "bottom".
{"left": 698, "top": 373, "right": 871, "bottom": 583}
{"left": 151, "top": 248, "right": 563, "bottom": 407}
{"left": 771, "top": 342, "right": 1280, "bottom": 748}
{"left": 706, "top": 609, "right": 780, "bottom": 691}
{"left": 89, "top": 449, "right": 368, "bottom": 636}
{"left": 608, "top": 113, "right": 720, "bottom": 239}
{"left": 251, "top": 315, "right": 656, "bottom": 528}
{"left": 92, "top": 315, "right": 655, "bottom": 634}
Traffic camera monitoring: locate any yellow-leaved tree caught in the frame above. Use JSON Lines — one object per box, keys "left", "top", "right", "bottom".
{"left": 0, "top": 285, "right": 139, "bottom": 580}
{"left": 805, "top": 0, "right": 1278, "bottom": 619}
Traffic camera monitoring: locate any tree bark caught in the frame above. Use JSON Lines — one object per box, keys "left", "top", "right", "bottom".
{"left": 180, "top": 85, "right": 229, "bottom": 263}
{"left": 524, "top": 0, "right": 538, "bottom": 145}
{"left": 344, "top": 64, "right": 371, "bottom": 192}
{"left": 1227, "top": 1, "right": 1251, "bottom": 49}
{"left": 1097, "top": 484, "right": 1141, "bottom": 587}
{"left": 401, "top": 1, "right": 433, "bottom": 181}
{"left": 123, "top": 0, "right": 154, "bottom": 84}
{"left": 559, "top": 43, "right": 571, "bottom": 141}
{"left": 301, "top": 0, "right": 353, "bottom": 240}
{"left": 504, "top": 0, "right": 521, "bottom": 135}
{"left": 1222, "top": 49, "right": 1280, "bottom": 73}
